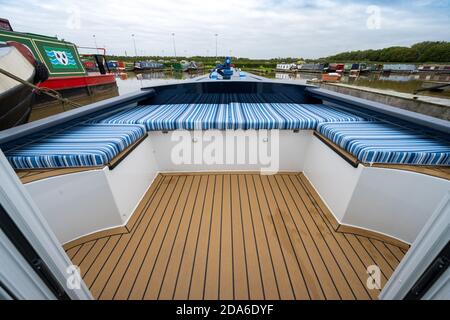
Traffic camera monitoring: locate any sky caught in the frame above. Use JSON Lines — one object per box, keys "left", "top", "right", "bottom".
{"left": 0, "top": 0, "right": 449, "bottom": 59}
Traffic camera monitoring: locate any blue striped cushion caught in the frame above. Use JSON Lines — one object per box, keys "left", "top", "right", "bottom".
{"left": 92, "top": 102, "right": 370, "bottom": 131}
{"left": 2, "top": 124, "right": 146, "bottom": 169}
{"left": 318, "top": 122, "right": 450, "bottom": 165}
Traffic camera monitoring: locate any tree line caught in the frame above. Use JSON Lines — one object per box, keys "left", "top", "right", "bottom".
{"left": 106, "top": 41, "right": 450, "bottom": 66}
{"left": 320, "top": 41, "right": 450, "bottom": 63}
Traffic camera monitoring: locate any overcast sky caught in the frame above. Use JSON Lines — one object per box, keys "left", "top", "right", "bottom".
{"left": 1, "top": 0, "right": 449, "bottom": 59}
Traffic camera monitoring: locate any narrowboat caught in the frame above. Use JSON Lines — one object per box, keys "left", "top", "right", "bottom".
{"left": 116, "top": 61, "right": 127, "bottom": 72}
{"left": 324, "top": 63, "right": 345, "bottom": 73}
{"left": 419, "top": 65, "right": 450, "bottom": 74}
{"left": 351, "top": 63, "right": 360, "bottom": 71}
{"left": 382, "top": 64, "right": 417, "bottom": 74}
{"left": 134, "top": 61, "right": 165, "bottom": 72}
{"left": 106, "top": 61, "right": 119, "bottom": 71}
{"left": 172, "top": 60, "right": 200, "bottom": 72}
{"left": 0, "top": 60, "right": 449, "bottom": 300}
{"left": 369, "top": 64, "right": 384, "bottom": 72}
{"left": 344, "top": 63, "right": 353, "bottom": 73}
{"left": 358, "top": 63, "right": 370, "bottom": 74}
{"left": 298, "top": 63, "right": 324, "bottom": 73}
{"left": 276, "top": 63, "right": 297, "bottom": 72}
{"left": 0, "top": 19, "right": 118, "bottom": 125}
{"left": 186, "top": 61, "right": 201, "bottom": 72}
{"left": 172, "top": 60, "right": 189, "bottom": 72}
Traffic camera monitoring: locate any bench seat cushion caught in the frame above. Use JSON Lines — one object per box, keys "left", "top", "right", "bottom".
{"left": 318, "top": 121, "right": 450, "bottom": 165}
{"left": 2, "top": 124, "right": 146, "bottom": 169}
{"left": 92, "top": 102, "right": 370, "bottom": 130}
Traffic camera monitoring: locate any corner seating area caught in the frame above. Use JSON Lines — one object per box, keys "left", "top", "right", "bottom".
{"left": 2, "top": 93, "right": 450, "bottom": 172}
{"left": 1, "top": 82, "right": 449, "bottom": 301}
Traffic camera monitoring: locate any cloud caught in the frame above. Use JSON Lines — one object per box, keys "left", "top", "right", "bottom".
{"left": 0, "top": 0, "right": 449, "bottom": 58}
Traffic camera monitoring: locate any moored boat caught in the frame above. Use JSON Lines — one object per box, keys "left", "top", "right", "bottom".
{"left": 419, "top": 64, "right": 450, "bottom": 74}
{"left": 324, "top": 63, "right": 345, "bottom": 73}
{"left": 134, "top": 61, "right": 165, "bottom": 72}
{"left": 0, "top": 19, "right": 118, "bottom": 123}
{"left": 276, "top": 63, "right": 297, "bottom": 72}
{"left": 343, "top": 63, "right": 353, "bottom": 73}
{"left": 172, "top": 60, "right": 193, "bottom": 72}
{"left": 186, "top": 61, "right": 200, "bottom": 72}
{"left": 298, "top": 63, "right": 324, "bottom": 73}
{"left": 106, "top": 60, "right": 119, "bottom": 71}
{"left": 382, "top": 64, "right": 417, "bottom": 74}
{"left": 321, "top": 72, "right": 341, "bottom": 82}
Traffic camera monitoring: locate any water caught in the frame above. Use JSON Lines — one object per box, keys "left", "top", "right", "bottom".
{"left": 115, "top": 70, "right": 450, "bottom": 99}
{"left": 115, "top": 71, "right": 206, "bottom": 95}
{"left": 270, "top": 72, "right": 450, "bottom": 98}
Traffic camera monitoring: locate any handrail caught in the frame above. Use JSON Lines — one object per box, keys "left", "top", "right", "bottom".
{"left": 77, "top": 46, "right": 106, "bottom": 56}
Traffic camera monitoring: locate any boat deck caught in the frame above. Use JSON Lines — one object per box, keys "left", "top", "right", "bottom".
{"left": 65, "top": 173, "right": 407, "bottom": 300}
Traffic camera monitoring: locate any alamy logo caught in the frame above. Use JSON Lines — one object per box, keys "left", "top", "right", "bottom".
{"left": 66, "top": 5, "right": 82, "bottom": 30}
{"left": 366, "top": 265, "right": 382, "bottom": 290}
{"left": 171, "top": 130, "right": 280, "bottom": 174}
{"left": 66, "top": 265, "right": 81, "bottom": 290}
{"left": 366, "top": 5, "right": 381, "bottom": 30}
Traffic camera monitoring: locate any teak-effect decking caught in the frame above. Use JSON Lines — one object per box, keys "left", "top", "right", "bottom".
{"left": 65, "top": 173, "right": 407, "bottom": 300}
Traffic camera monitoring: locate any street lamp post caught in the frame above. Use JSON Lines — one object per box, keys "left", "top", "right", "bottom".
{"left": 92, "top": 34, "right": 98, "bottom": 53}
{"left": 215, "top": 33, "right": 218, "bottom": 59}
{"left": 131, "top": 34, "right": 138, "bottom": 57}
{"left": 172, "top": 33, "right": 177, "bottom": 58}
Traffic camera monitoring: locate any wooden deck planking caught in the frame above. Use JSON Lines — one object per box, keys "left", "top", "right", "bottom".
{"left": 159, "top": 175, "right": 206, "bottom": 300}
{"left": 229, "top": 175, "right": 251, "bottom": 300}
{"left": 188, "top": 175, "right": 216, "bottom": 299}
{"left": 286, "top": 175, "right": 357, "bottom": 299}
{"left": 289, "top": 175, "right": 374, "bottom": 299}
{"left": 121, "top": 175, "right": 190, "bottom": 300}
{"left": 66, "top": 173, "right": 407, "bottom": 300}
{"left": 241, "top": 175, "right": 278, "bottom": 299}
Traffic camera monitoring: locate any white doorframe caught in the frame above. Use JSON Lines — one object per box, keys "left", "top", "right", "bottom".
{"left": 0, "top": 228, "right": 55, "bottom": 299}
{"left": 0, "top": 151, "right": 92, "bottom": 300}
{"left": 380, "top": 192, "right": 450, "bottom": 300}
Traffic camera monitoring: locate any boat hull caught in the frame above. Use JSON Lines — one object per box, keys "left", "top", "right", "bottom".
{"left": 0, "top": 45, "right": 36, "bottom": 130}
{"left": 0, "top": 80, "right": 34, "bottom": 129}
{"left": 30, "top": 79, "right": 118, "bottom": 122}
